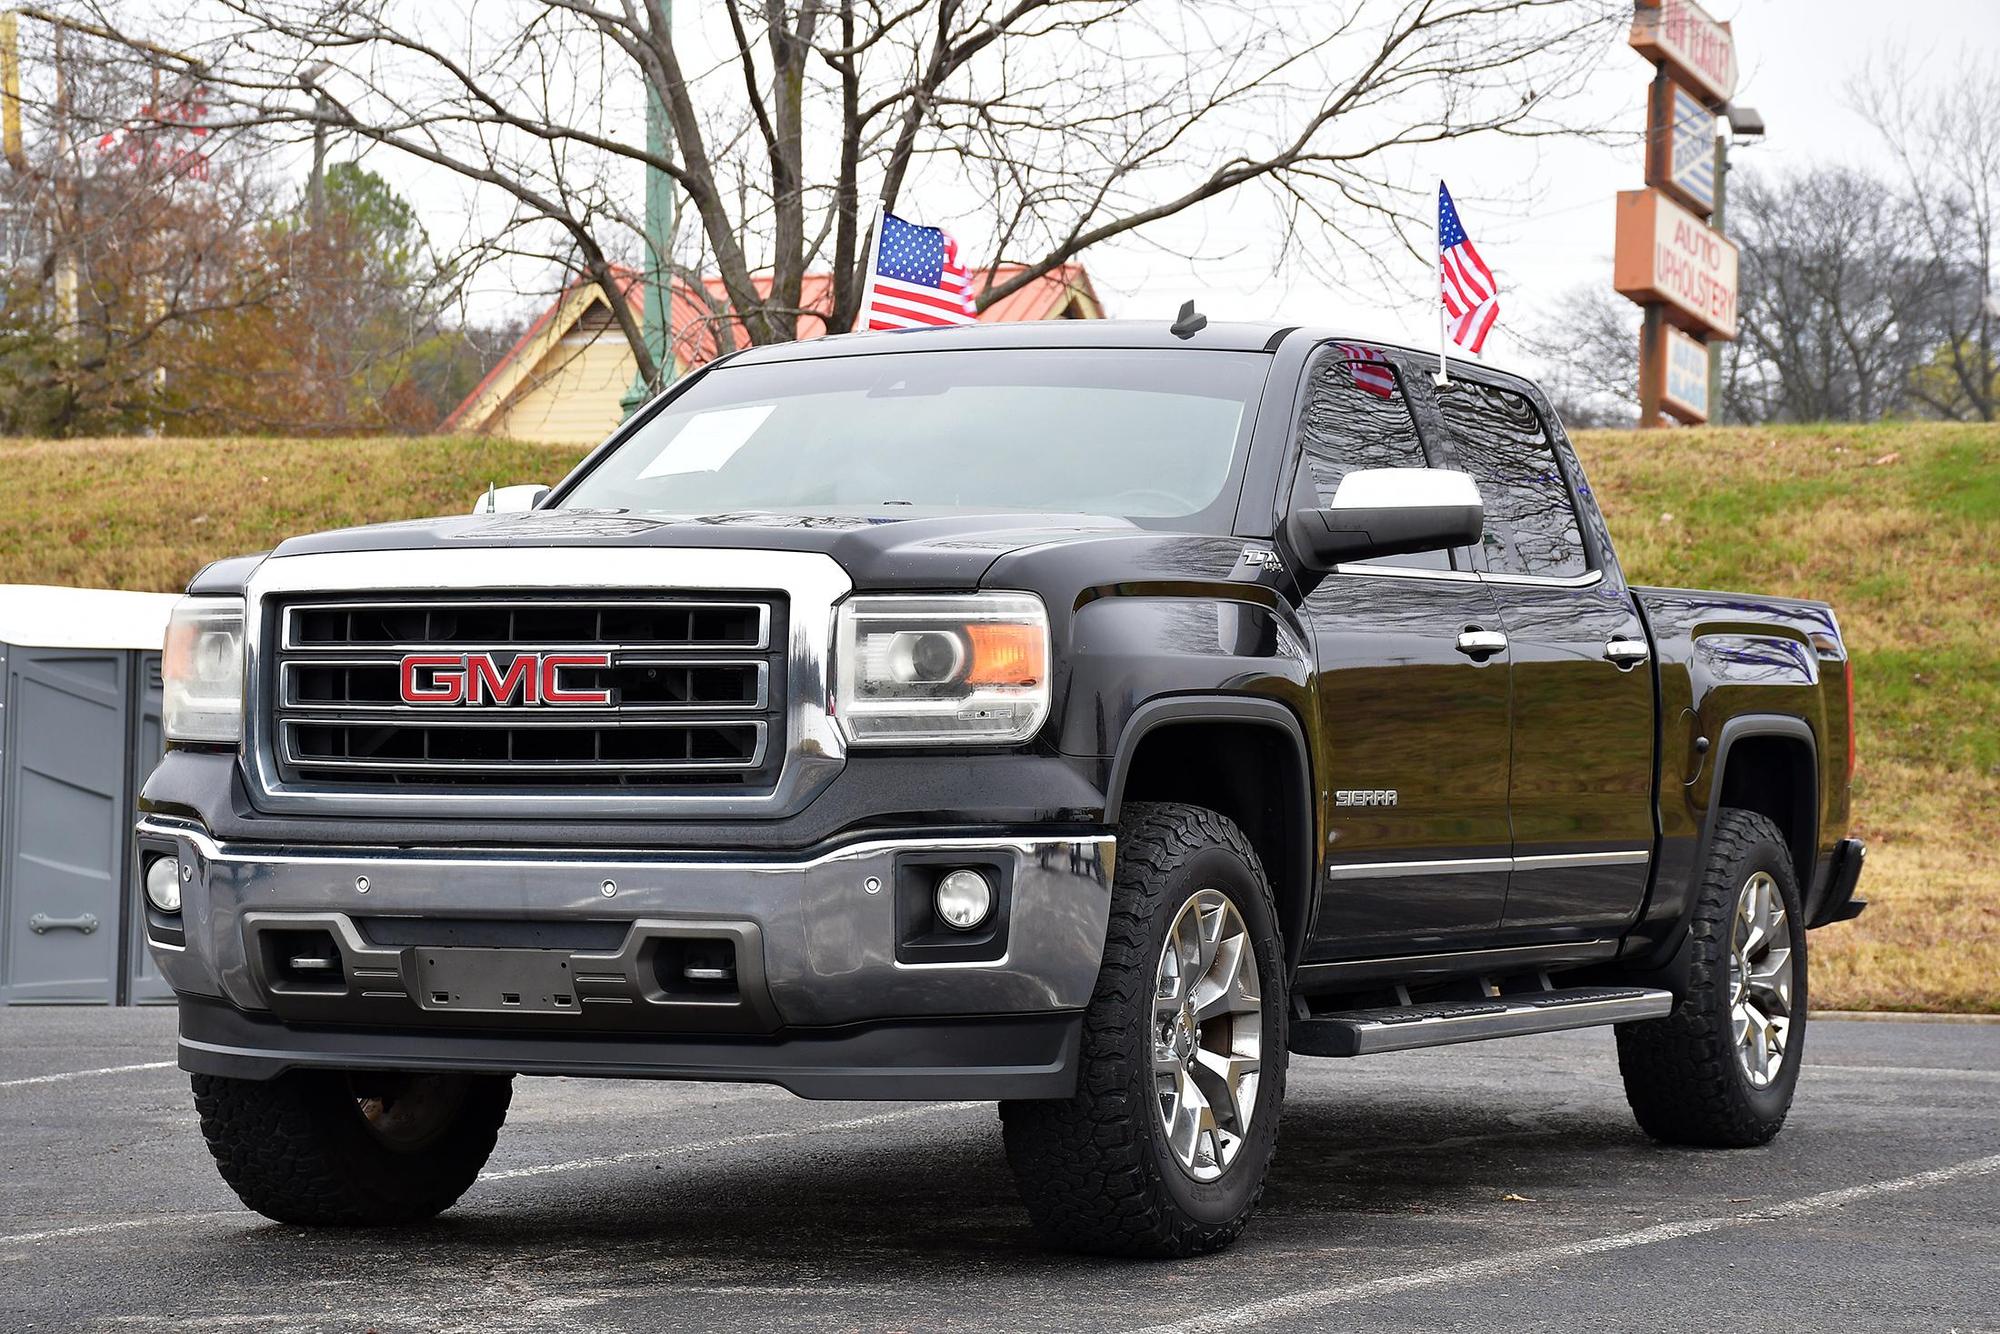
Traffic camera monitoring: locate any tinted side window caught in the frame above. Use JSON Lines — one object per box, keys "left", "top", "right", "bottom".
{"left": 1295, "top": 346, "right": 1448, "bottom": 569}
{"left": 1436, "top": 381, "right": 1589, "bottom": 579}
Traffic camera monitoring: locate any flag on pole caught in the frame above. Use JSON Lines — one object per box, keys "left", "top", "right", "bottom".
{"left": 1438, "top": 182, "right": 1499, "bottom": 356}
{"left": 859, "top": 211, "right": 978, "bottom": 330}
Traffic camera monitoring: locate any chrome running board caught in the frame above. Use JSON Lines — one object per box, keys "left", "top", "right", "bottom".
{"left": 1291, "top": 985, "right": 1675, "bottom": 1057}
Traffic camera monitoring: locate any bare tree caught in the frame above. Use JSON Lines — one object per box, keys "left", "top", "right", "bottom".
{"left": 0, "top": 16, "right": 284, "bottom": 432}
{"left": 1857, "top": 55, "right": 1999, "bottom": 421}
{"left": 1724, "top": 165, "right": 1959, "bottom": 424}
{"left": 1518, "top": 282, "right": 1640, "bottom": 428}
{"left": 68, "top": 0, "right": 1624, "bottom": 393}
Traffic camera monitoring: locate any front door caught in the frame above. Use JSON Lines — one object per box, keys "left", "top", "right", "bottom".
{"left": 1430, "top": 376, "right": 1657, "bottom": 936}
{"left": 1290, "top": 345, "right": 1515, "bottom": 959}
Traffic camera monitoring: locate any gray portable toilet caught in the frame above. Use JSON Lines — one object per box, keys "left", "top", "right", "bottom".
{"left": 0, "top": 585, "right": 176, "bottom": 1005}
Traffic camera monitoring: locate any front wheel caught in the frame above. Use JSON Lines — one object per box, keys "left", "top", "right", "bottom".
{"left": 1001, "top": 802, "right": 1288, "bottom": 1257}
{"left": 192, "top": 1068, "right": 513, "bottom": 1225}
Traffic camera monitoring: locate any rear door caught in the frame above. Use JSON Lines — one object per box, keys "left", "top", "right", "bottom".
{"left": 1291, "top": 345, "right": 1515, "bottom": 958}
{"left": 1428, "top": 376, "right": 1656, "bottom": 937}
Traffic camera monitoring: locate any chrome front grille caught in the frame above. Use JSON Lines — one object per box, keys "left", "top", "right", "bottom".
{"left": 266, "top": 594, "right": 786, "bottom": 790}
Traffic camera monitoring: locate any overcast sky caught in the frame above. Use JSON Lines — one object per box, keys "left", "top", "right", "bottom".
{"left": 302, "top": 0, "right": 1999, "bottom": 378}
{"left": 1088, "top": 0, "right": 2000, "bottom": 373}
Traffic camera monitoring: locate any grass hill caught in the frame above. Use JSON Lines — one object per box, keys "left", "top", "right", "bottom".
{"left": 1, "top": 423, "right": 1993, "bottom": 1012}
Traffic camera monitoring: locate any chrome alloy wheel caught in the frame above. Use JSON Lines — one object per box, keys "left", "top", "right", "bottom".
{"left": 1728, "top": 870, "right": 1796, "bottom": 1088}
{"left": 1152, "top": 888, "right": 1263, "bottom": 1182}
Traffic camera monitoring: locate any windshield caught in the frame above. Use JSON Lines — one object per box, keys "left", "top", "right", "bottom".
{"left": 557, "top": 347, "right": 1269, "bottom": 528}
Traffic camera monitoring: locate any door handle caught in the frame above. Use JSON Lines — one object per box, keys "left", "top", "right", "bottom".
{"left": 1456, "top": 628, "right": 1508, "bottom": 659}
{"left": 28, "top": 912, "right": 99, "bottom": 935}
{"left": 1604, "top": 638, "right": 1651, "bottom": 668}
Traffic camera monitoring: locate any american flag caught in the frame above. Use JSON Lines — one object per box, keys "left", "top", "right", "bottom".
{"left": 1336, "top": 343, "right": 1397, "bottom": 399}
{"left": 1438, "top": 182, "right": 1499, "bottom": 355}
{"left": 862, "top": 212, "right": 977, "bottom": 330}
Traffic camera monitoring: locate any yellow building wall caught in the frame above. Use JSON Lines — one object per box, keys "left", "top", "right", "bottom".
{"left": 490, "top": 332, "right": 637, "bottom": 445}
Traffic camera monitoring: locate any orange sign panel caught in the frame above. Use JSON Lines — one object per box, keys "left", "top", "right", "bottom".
{"left": 1630, "top": 0, "right": 1737, "bottom": 107}
{"left": 1614, "top": 189, "right": 1738, "bottom": 340}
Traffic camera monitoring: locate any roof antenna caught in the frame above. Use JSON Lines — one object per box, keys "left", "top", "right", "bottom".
{"left": 1169, "top": 300, "right": 1207, "bottom": 339}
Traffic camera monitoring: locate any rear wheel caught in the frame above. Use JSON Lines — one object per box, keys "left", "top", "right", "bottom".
{"left": 192, "top": 1069, "right": 513, "bottom": 1225}
{"left": 1000, "top": 801, "right": 1288, "bottom": 1257}
{"left": 1616, "top": 808, "right": 1806, "bottom": 1147}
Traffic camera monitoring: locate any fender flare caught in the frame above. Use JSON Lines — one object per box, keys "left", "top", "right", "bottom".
{"left": 1102, "top": 694, "right": 1316, "bottom": 969}
{"left": 1692, "top": 714, "right": 1819, "bottom": 889}
{"left": 1636, "top": 713, "right": 1819, "bottom": 984}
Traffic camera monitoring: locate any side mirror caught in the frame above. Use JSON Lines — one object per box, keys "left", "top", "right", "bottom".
{"left": 471, "top": 483, "right": 551, "bottom": 515}
{"left": 1284, "top": 468, "right": 1483, "bottom": 572}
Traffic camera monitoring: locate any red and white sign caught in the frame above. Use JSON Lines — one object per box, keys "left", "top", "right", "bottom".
{"left": 399, "top": 653, "right": 614, "bottom": 706}
{"left": 1614, "top": 188, "right": 1738, "bottom": 340}
{"left": 1630, "top": 0, "right": 1737, "bottom": 108}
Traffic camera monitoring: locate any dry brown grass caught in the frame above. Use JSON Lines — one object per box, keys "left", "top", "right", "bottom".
{"left": 0, "top": 436, "right": 587, "bottom": 592}
{"left": 0, "top": 425, "right": 1993, "bottom": 1009}
{"left": 1574, "top": 423, "right": 1999, "bottom": 1012}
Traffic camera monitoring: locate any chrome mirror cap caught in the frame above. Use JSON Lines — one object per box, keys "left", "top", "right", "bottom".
{"left": 1285, "top": 467, "right": 1484, "bottom": 574}
{"left": 1329, "top": 467, "right": 1481, "bottom": 511}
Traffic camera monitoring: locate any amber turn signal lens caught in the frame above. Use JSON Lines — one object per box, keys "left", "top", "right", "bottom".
{"left": 965, "top": 622, "right": 1045, "bottom": 687}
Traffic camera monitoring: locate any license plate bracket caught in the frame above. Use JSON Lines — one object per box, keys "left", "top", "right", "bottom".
{"left": 416, "top": 948, "right": 578, "bottom": 1014}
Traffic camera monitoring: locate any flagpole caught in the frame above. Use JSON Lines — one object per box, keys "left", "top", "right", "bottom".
{"left": 854, "top": 208, "right": 884, "bottom": 333}
{"left": 1434, "top": 180, "right": 1451, "bottom": 387}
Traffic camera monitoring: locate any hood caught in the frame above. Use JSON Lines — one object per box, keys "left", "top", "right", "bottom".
{"left": 262, "top": 508, "right": 1142, "bottom": 590}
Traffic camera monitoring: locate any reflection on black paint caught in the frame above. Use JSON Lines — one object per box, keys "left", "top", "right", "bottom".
{"left": 1296, "top": 349, "right": 1451, "bottom": 571}
{"left": 1436, "top": 381, "right": 1589, "bottom": 578}
{"left": 1299, "top": 355, "right": 1429, "bottom": 501}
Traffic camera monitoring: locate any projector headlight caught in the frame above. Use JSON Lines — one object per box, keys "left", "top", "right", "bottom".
{"left": 163, "top": 596, "right": 245, "bottom": 744}
{"left": 834, "top": 593, "right": 1050, "bottom": 746}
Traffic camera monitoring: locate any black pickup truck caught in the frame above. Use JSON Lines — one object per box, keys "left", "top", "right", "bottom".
{"left": 137, "top": 320, "right": 1865, "bottom": 1256}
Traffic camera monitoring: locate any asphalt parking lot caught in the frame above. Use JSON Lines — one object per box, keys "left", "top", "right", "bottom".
{"left": 2, "top": 1008, "right": 1995, "bottom": 1332}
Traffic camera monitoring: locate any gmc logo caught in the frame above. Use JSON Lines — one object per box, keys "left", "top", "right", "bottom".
{"left": 399, "top": 652, "right": 614, "bottom": 706}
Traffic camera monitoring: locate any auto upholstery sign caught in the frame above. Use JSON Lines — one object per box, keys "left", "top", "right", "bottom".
{"left": 1614, "top": 188, "right": 1739, "bottom": 340}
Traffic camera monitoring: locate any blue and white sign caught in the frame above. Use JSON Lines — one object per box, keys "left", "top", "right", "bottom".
{"left": 1663, "top": 324, "right": 1710, "bottom": 423}
{"left": 1669, "top": 86, "right": 1717, "bottom": 213}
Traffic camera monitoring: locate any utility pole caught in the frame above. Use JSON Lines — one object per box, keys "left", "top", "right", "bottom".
{"left": 1712, "top": 126, "right": 1728, "bottom": 418}
{"left": 621, "top": 10, "right": 675, "bottom": 420}
{"left": 50, "top": 21, "right": 75, "bottom": 337}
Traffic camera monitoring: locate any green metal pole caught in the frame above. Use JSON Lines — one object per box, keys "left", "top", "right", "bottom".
{"left": 622, "top": 20, "right": 675, "bottom": 419}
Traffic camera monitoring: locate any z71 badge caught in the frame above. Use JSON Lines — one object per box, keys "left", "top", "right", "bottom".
{"left": 1334, "top": 789, "right": 1398, "bottom": 807}
{"left": 1239, "top": 545, "right": 1285, "bottom": 574}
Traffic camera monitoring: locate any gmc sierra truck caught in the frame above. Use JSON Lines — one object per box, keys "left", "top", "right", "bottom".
{"left": 137, "top": 320, "right": 1866, "bottom": 1257}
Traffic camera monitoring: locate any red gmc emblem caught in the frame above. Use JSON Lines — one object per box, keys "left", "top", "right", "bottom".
{"left": 399, "top": 652, "right": 614, "bottom": 706}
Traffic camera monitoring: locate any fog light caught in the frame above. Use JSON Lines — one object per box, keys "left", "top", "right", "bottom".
{"left": 144, "top": 857, "right": 182, "bottom": 914}
{"left": 934, "top": 868, "right": 993, "bottom": 931}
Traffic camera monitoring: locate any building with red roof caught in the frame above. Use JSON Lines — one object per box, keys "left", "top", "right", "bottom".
{"left": 444, "top": 263, "right": 1102, "bottom": 443}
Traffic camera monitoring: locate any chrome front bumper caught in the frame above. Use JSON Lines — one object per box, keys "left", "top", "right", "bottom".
{"left": 136, "top": 816, "right": 1115, "bottom": 1032}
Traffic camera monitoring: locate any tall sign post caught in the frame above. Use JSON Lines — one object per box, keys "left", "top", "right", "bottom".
{"left": 1617, "top": 0, "right": 1741, "bottom": 427}
{"left": 622, "top": 11, "right": 675, "bottom": 420}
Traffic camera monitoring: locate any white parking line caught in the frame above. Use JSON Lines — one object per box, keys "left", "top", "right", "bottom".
{"left": 0, "top": 1212, "right": 251, "bottom": 1246}
{"left": 0, "top": 1100, "right": 975, "bottom": 1248}
{"left": 0, "top": 1061, "right": 176, "bottom": 1090}
{"left": 1816, "top": 1064, "right": 2000, "bottom": 1082}
{"left": 477, "top": 1101, "right": 971, "bottom": 1181}
{"left": 1134, "top": 1152, "right": 2000, "bottom": 1333}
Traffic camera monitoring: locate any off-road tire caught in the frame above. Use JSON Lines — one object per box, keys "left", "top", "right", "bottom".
{"left": 1000, "top": 801, "right": 1288, "bottom": 1257}
{"left": 191, "top": 1069, "right": 513, "bottom": 1225}
{"left": 1616, "top": 808, "right": 1806, "bottom": 1147}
